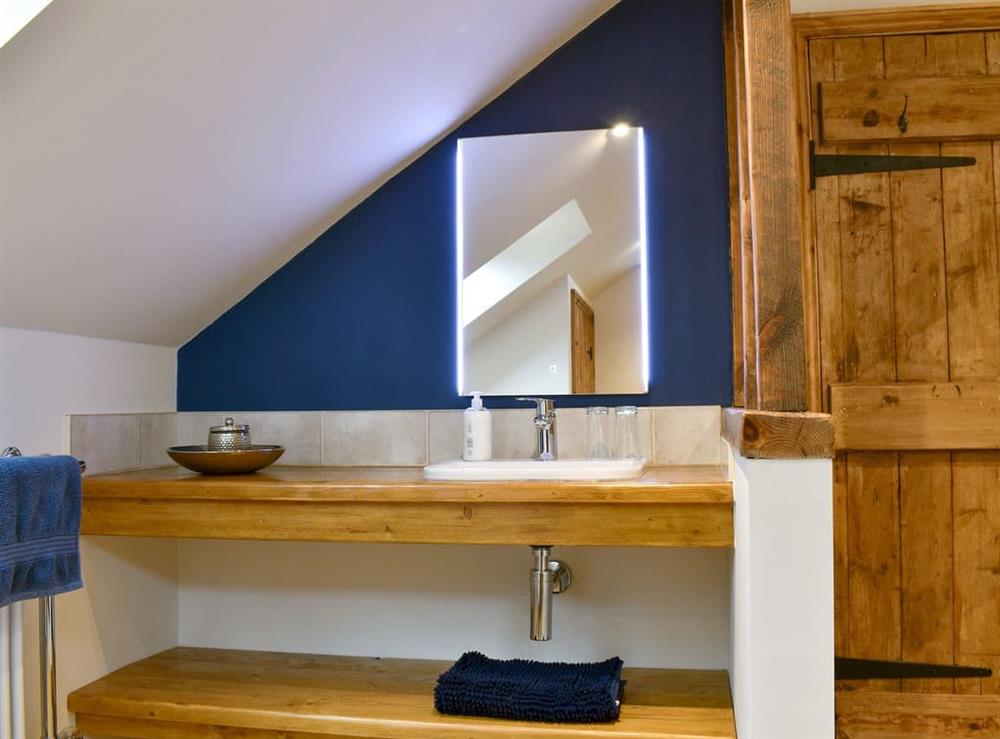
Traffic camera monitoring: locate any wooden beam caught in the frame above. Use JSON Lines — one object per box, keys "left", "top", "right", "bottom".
{"left": 820, "top": 76, "right": 1000, "bottom": 144}
{"left": 723, "top": 408, "right": 834, "bottom": 458}
{"left": 830, "top": 382, "right": 1000, "bottom": 451}
{"left": 723, "top": 0, "right": 748, "bottom": 408}
{"left": 736, "top": 0, "right": 807, "bottom": 411}
{"left": 836, "top": 689, "right": 1000, "bottom": 738}
{"left": 793, "top": 4, "right": 1000, "bottom": 39}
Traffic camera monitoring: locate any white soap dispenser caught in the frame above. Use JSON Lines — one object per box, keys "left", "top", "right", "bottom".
{"left": 463, "top": 392, "right": 492, "bottom": 461}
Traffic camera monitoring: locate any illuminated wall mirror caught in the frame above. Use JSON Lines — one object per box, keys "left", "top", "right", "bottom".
{"left": 457, "top": 126, "right": 649, "bottom": 396}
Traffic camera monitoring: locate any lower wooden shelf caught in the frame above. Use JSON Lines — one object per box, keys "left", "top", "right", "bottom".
{"left": 69, "top": 647, "right": 736, "bottom": 739}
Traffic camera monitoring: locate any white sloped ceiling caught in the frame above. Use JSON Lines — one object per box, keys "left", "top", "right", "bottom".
{"left": 0, "top": 0, "right": 613, "bottom": 346}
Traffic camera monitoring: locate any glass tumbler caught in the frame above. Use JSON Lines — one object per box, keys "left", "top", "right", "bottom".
{"left": 615, "top": 406, "right": 641, "bottom": 460}
{"left": 586, "top": 407, "right": 613, "bottom": 459}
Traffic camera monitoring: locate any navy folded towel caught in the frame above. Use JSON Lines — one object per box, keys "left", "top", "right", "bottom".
{"left": 434, "top": 651, "right": 624, "bottom": 723}
{"left": 0, "top": 455, "right": 83, "bottom": 608}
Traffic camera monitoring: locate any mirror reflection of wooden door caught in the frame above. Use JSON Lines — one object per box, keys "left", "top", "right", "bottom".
{"left": 571, "top": 290, "right": 595, "bottom": 393}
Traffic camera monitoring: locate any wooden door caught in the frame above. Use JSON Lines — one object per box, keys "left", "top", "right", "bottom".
{"left": 571, "top": 289, "right": 595, "bottom": 393}
{"left": 804, "top": 26, "right": 1000, "bottom": 737}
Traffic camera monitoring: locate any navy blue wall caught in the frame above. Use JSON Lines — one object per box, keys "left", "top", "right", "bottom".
{"left": 178, "top": 0, "right": 732, "bottom": 411}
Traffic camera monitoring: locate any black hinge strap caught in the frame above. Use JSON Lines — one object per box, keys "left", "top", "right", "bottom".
{"left": 835, "top": 657, "right": 992, "bottom": 680}
{"left": 809, "top": 141, "right": 976, "bottom": 189}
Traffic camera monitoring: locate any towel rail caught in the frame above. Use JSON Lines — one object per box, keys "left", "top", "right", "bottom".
{"left": 1, "top": 447, "right": 83, "bottom": 739}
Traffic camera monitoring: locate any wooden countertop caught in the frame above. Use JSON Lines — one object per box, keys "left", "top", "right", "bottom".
{"left": 82, "top": 465, "right": 733, "bottom": 547}
{"left": 69, "top": 647, "right": 736, "bottom": 739}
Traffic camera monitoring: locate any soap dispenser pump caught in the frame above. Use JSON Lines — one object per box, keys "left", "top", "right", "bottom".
{"left": 463, "top": 392, "right": 492, "bottom": 461}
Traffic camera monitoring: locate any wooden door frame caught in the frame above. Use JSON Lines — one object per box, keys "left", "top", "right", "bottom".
{"left": 721, "top": 0, "right": 839, "bottom": 458}
{"left": 570, "top": 289, "right": 595, "bottom": 394}
{"left": 791, "top": 3, "right": 1000, "bottom": 413}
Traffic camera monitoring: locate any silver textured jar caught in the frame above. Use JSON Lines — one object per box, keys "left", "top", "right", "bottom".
{"left": 207, "top": 418, "right": 252, "bottom": 451}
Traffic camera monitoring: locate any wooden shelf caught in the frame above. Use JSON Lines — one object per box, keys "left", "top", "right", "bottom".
{"left": 69, "top": 647, "right": 736, "bottom": 739}
{"left": 82, "top": 465, "right": 733, "bottom": 547}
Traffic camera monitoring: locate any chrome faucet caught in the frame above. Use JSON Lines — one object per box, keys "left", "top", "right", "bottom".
{"left": 516, "top": 397, "right": 557, "bottom": 461}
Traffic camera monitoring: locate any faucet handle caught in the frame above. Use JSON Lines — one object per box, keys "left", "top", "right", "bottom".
{"left": 516, "top": 397, "right": 555, "bottom": 416}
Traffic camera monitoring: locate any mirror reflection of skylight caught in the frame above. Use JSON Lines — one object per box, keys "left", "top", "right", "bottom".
{"left": 457, "top": 127, "right": 648, "bottom": 396}
{"left": 462, "top": 199, "right": 591, "bottom": 327}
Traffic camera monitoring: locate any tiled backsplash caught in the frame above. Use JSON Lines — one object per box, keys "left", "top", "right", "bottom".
{"left": 70, "top": 406, "right": 724, "bottom": 475}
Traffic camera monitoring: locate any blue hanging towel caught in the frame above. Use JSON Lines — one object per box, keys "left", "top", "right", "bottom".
{"left": 434, "top": 651, "right": 624, "bottom": 723}
{"left": 0, "top": 455, "right": 83, "bottom": 607}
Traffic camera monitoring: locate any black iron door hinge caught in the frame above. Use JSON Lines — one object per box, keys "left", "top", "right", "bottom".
{"left": 836, "top": 657, "right": 993, "bottom": 680}
{"left": 809, "top": 141, "right": 976, "bottom": 189}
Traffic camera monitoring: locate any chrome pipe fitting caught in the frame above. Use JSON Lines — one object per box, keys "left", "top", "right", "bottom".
{"left": 530, "top": 546, "right": 572, "bottom": 641}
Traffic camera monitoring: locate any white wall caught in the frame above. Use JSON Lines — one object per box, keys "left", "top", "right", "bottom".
{"left": 0, "top": 327, "right": 179, "bottom": 736}
{"left": 0, "top": 0, "right": 52, "bottom": 48}
{"left": 465, "top": 276, "right": 572, "bottom": 395}
{"left": 0, "top": 0, "right": 612, "bottom": 346}
{"left": 0, "top": 327, "right": 176, "bottom": 453}
{"left": 179, "top": 542, "right": 730, "bottom": 669}
{"left": 728, "top": 447, "right": 834, "bottom": 739}
{"left": 593, "top": 266, "right": 642, "bottom": 393}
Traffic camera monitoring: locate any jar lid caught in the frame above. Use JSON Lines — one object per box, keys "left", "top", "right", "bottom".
{"left": 209, "top": 417, "right": 249, "bottom": 433}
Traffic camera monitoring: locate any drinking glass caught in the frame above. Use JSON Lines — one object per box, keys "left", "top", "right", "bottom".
{"left": 586, "top": 407, "right": 613, "bottom": 459}
{"left": 615, "top": 406, "right": 640, "bottom": 460}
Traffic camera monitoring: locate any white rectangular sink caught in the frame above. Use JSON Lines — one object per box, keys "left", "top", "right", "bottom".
{"left": 423, "top": 458, "right": 646, "bottom": 481}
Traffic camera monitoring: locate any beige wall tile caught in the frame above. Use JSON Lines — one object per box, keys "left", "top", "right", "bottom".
{"left": 77, "top": 406, "right": 720, "bottom": 471}
{"left": 70, "top": 414, "right": 139, "bottom": 475}
{"left": 139, "top": 413, "right": 178, "bottom": 468}
{"left": 652, "top": 406, "right": 722, "bottom": 465}
{"left": 490, "top": 409, "right": 537, "bottom": 459}
{"left": 177, "top": 412, "right": 224, "bottom": 446}
{"left": 232, "top": 412, "right": 322, "bottom": 465}
{"left": 625, "top": 406, "right": 654, "bottom": 460}
{"left": 428, "top": 410, "right": 463, "bottom": 463}
{"left": 323, "top": 411, "right": 428, "bottom": 466}
{"left": 555, "top": 407, "right": 588, "bottom": 458}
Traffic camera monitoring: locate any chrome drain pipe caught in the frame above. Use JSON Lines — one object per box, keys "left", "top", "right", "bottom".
{"left": 530, "top": 546, "right": 572, "bottom": 641}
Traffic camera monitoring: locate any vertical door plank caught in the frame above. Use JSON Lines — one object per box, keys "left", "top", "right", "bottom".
{"left": 833, "top": 37, "right": 895, "bottom": 384}
{"left": 884, "top": 35, "right": 948, "bottom": 383}
{"left": 936, "top": 29, "right": 1000, "bottom": 699}
{"left": 835, "top": 163, "right": 894, "bottom": 383}
{"left": 847, "top": 452, "right": 902, "bottom": 692}
{"left": 834, "top": 37, "right": 901, "bottom": 694}
{"left": 952, "top": 454, "right": 1000, "bottom": 696}
{"left": 939, "top": 32, "right": 999, "bottom": 381}
{"left": 942, "top": 144, "right": 999, "bottom": 379}
{"left": 884, "top": 34, "right": 955, "bottom": 697}
{"left": 809, "top": 39, "right": 843, "bottom": 408}
{"left": 899, "top": 452, "right": 955, "bottom": 694}
{"left": 928, "top": 32, "right": 990, "bottom": 76}
{"left": 973, "top": 30, "right": 1000, "bottom": 700}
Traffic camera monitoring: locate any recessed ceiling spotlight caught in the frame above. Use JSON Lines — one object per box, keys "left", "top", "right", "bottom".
{"left": 610, "top": 123, "right": 631, "bottom": 138}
